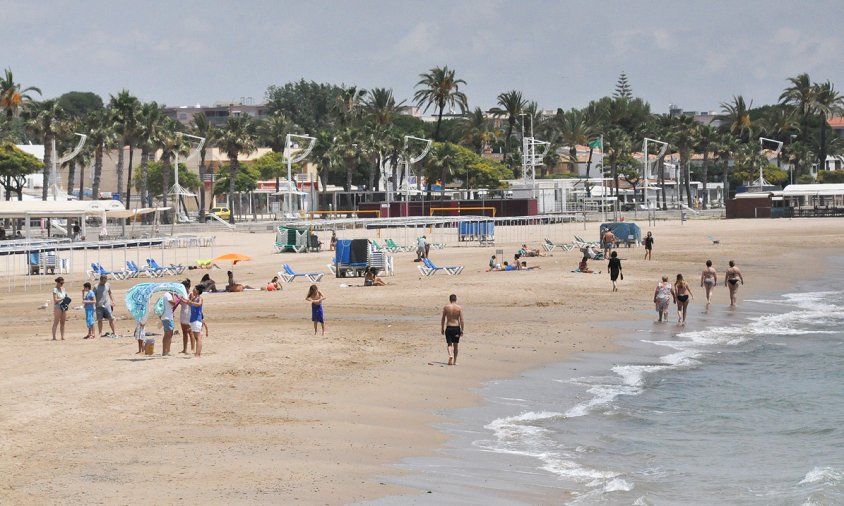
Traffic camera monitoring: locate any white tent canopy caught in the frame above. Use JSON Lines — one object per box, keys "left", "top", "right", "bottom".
{"left": 0, "top": 199, "right": 125, "bottom": 219}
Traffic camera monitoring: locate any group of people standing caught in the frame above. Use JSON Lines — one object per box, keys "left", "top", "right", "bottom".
{"left": 653, "top": 260, "right": 744, "bottom": 324}
{"left": 52, "top": 274, "right": 117, "bottom": 341}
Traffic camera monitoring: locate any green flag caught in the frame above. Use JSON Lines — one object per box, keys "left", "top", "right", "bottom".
{"left": 588, "top": 138, "right": 602, "bottom": 149}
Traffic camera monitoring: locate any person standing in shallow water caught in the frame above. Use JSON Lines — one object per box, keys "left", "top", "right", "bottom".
{"left": 674, "top": 274, "right": 694, "bottom": 324}
{"left": 441, "top": 294, "right": 464, "bottom": 366}
{"left": 700, "top": 260, "right": 717, "bottom": 307}
{"left": 725, "top": 260, "right": 744, "bottom": 308}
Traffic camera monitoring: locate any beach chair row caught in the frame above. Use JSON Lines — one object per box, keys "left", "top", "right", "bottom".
{"left": 542, "top": 238, "right": 577, "bottom": 252}
{"left": 278, "top": 263, "right": 324, "bottom": 283}
{"left": 371, "top": 238, "right": 446, "bottom": 253}
{"left": 88, "top": 259, "right": 187, "bottom": 280}
{"left": 418, "top": 257, "right": 463, "bottom": 276}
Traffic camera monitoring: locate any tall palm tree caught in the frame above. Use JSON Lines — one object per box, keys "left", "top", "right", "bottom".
{"left": 413, "top": 65, "right": 468, "bottom": 142}
{"left": 331, "top": 127, "right": 364, "bottom": 193}
{"left": 55, "top": 117, "right": 81, "bottom": 198}
{"left": 255, "top": 111, "right": 292, "bottom": 192}
{"left": 489, "top": 90, "right": 526, "bottom": 163}
{"left": 216, "top": 116, "right": 256, "bottom": 223}
{"left": 109, "top": 90, "right": 140, "bottom": 206}
{"left": 0, "top": 68, "right": 41, "bottom": 120}
{"left": 24, "top": 99, "right": 65, "bottom": 200}
{"left": 136, "top": 102, "right": 165, "bottom": 209}
{"left": 668, "top": 114, "right": 697, "bottom": 207}
{"left": 714, "top": 132, "right": 739, "bottom": 202}
{"left": 332, "top": 85, "right": 367, "bottom": 128}
{"left": 459, "top": 107, "right": 499, "bottom": 154}
{"left": 86, "top": 110, "right": 117, "bottom": 201}
{"left": 813, "top": 80, "right": 844, "bottom": 169}
{"left": 720, "top": 95, "right": 753, "bottom": 143}
{"left": 693, "top": 123, "right": 718, "bottom": 209}
{"left": 156, "top": 118, "right": 189, "bottom": 213}
{"left": 428, "top": 142, "right": 461, "bottom": 199}
{"left": 552, "top": 108, "right": 593, "bottom": 176}
{"left": 190, "top": 112, "right": 216, "bottom": 220}
{"left": 759, "top": 106, "right": 799, "bottom": 166}
{"left": 364, "top": 88, "right": 407, "bottom": 126}
{"left": 779, "top": 73, "right": 816, "bottom": 146}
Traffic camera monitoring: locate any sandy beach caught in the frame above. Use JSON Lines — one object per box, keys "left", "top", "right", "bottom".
{"left": 1, "top": 217, "right": 842, "bottom": 505}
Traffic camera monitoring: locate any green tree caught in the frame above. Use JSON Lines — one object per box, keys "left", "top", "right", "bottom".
{"left": 364, "top": 87, "right": 407, "bottom": 126}
{"left": 155, "top": 119, "right": 190, "bottom": 211}
{"left": 216, "top": 116, "right": 257, "bottom": 223}
{"left": 460, "top": 107, "right": 500, "bottom": 154}
{"left": 814, "top": 80, "right": 844, "bottom": 169}
{"left": 136, "top": 102, "right": 165, "bottom": 207}
{"left": 693, "top": 123, "right": 718, "bottom": 208}
{"left": 57, "top": 91, "right": 103, "bottom": 118}
{"left": 213, "top": 162, "right": 259, "bottom": 193}
{"left": 0, "top": 142, "right": 43, "bottom": 200}
{"left": 254, "top": 111, "right": 291, "bottom": 191}
{"left": 265, "top": 79, "right": 344, "bottom": 133}
{"left": 135, "top": 161, "right": 199, "bottom": 198}
{"left": 613, "top": 72, "right": 633, "bottom": 99}
{"left": 86, "top": 109, "right": 117, "bottom": 200}
{"left": 253, "top": 151, "right": 287, "bottom": 184}
{"left": 720, "top": 95, "right": 753, "bottom": 143}
{"left": 427, "top": 142, "right": 462, "bottom": 198}
{"left": 0, "top": 68, "right": 41, "bottom": 120}
{"left": 332, "top": 85, "right": 367, "bottom": 128}
{"left": 779, "top": 73, "right": 816, "bottom": 147}
{"left": 413, "top": 65, "right": 469, "bottom": 142}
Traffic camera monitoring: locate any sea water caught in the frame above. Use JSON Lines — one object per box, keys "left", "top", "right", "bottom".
{"left": 368, "top": 271, "right": 844, "bottom": 505}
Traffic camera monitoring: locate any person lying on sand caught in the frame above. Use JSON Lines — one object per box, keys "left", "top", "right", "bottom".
{"left": 225, "top": 271, "right": 255, "bottom": 292}
{"left": 263, "top": 276, "right": 283, "bottom": 291}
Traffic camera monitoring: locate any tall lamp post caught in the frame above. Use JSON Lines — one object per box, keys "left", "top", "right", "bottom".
{"left": 642, "top": 138, "right": 668, "bottom": 217}
{"left": 284, "top": 133, "right": 316, "bottom": 216}
{"left": 758, "top": 137, "right": 783, "bottom": 191}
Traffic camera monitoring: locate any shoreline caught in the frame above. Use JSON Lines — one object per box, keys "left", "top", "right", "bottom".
{"left": 363, "top": 248, "right": 834, "bottom": 504}
{"left": 1, "top": 219, "right": 843, "bottom": 505}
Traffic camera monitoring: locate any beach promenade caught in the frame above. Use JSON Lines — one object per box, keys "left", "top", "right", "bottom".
{"left": 1, "top": 218, "right": 842, "bottom": 505}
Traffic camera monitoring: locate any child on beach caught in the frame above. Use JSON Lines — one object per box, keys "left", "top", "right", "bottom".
{"left": 82, "top": 282, "right": 96, "bottom": 339}
{"left": 306, "top": 284, "right": 326, "bottom": 335}
{"left": 189, "top": 285, "right": 206, "bottom": 357}
{"left": 134, "top": 316, "right": 147, "bottom": 354}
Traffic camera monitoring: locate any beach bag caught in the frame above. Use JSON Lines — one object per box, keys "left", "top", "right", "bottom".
{"left": 59, "top": 296, "right": 71, "bottom": 311}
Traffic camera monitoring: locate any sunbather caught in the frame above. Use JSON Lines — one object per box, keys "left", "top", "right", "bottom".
{"left": 364, "top": 267, "right": 386, "bottom": 286}
{"left": 520, "top": 261, "right": 541, "bottom": 271}
{"left": 198, "top": 273, "right": 219, "bottom": 293}
{"left": 226, "top": 270, "right": 255, "bottom": 292}
{"left": 518, "top": 244, "right": 546, "bottom": 257}
{"left": 263, "top": 276, "right": 283, "bottom": 291}
{"left": 578, "top": 257, "right": 594, "bottom": 273}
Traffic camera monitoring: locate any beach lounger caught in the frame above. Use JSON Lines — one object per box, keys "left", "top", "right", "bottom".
{"left": 418, "top": 257, "right": 463, "bottom": 276}
{"left": 127, "top": 260, "right": 160, "bottom": 278}
{"left": 91, "top": 263, "right": 128, "bottom": 280}
{"left": 385, "top": 238, "right": 409, "bottom": 253}
{"left": 278, "top": 263, "right": 325, "bottom": 283}
{"left": 148, "top": 258, "right": 185, "bottom": 275}
{"left": 543, "top": 238, "right": 576, "bottom": 252}
{"left": 327, "top": 258, "right": 337, "bottom": 275}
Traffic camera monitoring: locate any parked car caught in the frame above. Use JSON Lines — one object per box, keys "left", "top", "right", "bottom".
{"left": 206, "top": 206, "right": 231, "bottom": 221}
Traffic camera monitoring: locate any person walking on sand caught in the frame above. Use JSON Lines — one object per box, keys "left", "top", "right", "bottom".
{"left": 674, "top": 274, "right": 694, "bottom": 324}
{"left": 159, "top": 290, "right": 178, "bottom": 356}
{"left": 653, "top": 275, "right": 675, "bottom": 322}
{"left": 416, "top": 235, "right": 428, "bottom": 261}
{"left": 608, "top": 251, "right": 623, "bottom": 292}
{"left": 95, "top": 275, "right": 117, "bottom": 337}
{"left": 306, "top": 284, "right": 326, "bottom": 335}
{"left": 441, "top": 294, "right": 464, "bottom": 366}
{"left": 51, "top": 277, "right": 68, "bottom": 340}
{"left": 700, "top": 260, "right": 718, "bottom": 307}
{"left": 643, "top": 231, "right": 654, "bottom": 260}
{"left": 725, "top": 260, "right": 744, "bottom": 308}
{"left": 82, "top": 282, "right": 96, "bottom": 339}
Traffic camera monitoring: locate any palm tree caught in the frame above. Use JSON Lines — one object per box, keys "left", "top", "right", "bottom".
{"left": 156, "top": 119, "right": 189, "bottom": 213}
{"left": 24, "top": 99, "right": 65, "bottom": 200}
{"left": 255, "top": 111, "right": 291, "bottom": 192}
{"left": 413, "top": 65, "right": 468, "bottom": 142}
{"left": 428, "top": 143, "right": 461, "bottom": 199}
{"left": 668, "top": 114, "right": 697, "bottom": 207}
{"left": 693, "top": 123, "right": 718, "bottom": 209}
{"left": 109, "top": 90, "right": 140, "bottom": 206}
{"left": 55, "top": 117, "right": 81, "bottom": 198}
{"left": 0, "top": 68, "right": 41, "bottom": 120}
{"left": 332, "top": 85, "right": 367, "bottom": 128}
{"left": 814, "top": 80, "right": 844, "bottom": 169}
{"left": 459, "top": 107, "right": 499, "bottom": 154}
{"left": 759, "top": 106, "right": 799, "bottom": 167}
{"left": 190, "top": 112, "right": 216, "bottom": 220}
{"left": 86, "top": 110, "right": 117, "bottom": 201}
{"left": 216, "top": 116, "right": 256, "bottom": 223}
{"left": 489, "top": 90, "right": 526, "bottom": 163}
{"left": 713, "top": 132, "right": 739, "bottom": 202}
{"left": 720, "top": 95, "right": 753, "bottom": 143}
{"left": 136, "top": 102, "right": 165, "bottom": 209}
{"left": 779, "top": 73, "right": 816, "bottom": 146}
{"left": 331, "top": 127, "right": 364, "bottom": 193}
{"left": 552, "top": 108, "right": 592, "bottom": 176}
{"left": 364, "top": 88, "right": 407, "bottom": 126}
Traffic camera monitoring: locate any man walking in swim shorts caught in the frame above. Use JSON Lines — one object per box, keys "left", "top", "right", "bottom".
{"left": 95, "top": 275, "right": 117, "bottom": 337}
{"left": 441, "top": 294, "right": 464, "bottom": 366}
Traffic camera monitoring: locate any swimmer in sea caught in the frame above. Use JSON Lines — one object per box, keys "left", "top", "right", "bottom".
{"left": 700, "top": 259, "right": 717, "bottom": 307}
{"left": 725, "top": 260, "right": 744, "bottom": 308}
{"left": 674, "top": 273, "right": 694, "bottom": 324}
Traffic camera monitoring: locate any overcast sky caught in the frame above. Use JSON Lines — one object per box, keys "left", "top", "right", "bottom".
{"left": 3, "top": 0, "right": 843, "bottom": 115}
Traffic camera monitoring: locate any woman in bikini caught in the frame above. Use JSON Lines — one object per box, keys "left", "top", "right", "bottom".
{"left": 653, "top": 275, "right": 675, "bottom": 322}
{"left": 700, "top": 260, "right": 717, "bottom": 307}
{"left": 725, "top": 260, "right": 744, "bottom": 308}
{"left": 674, "top": 273, "right": 694, "bottom": 324}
